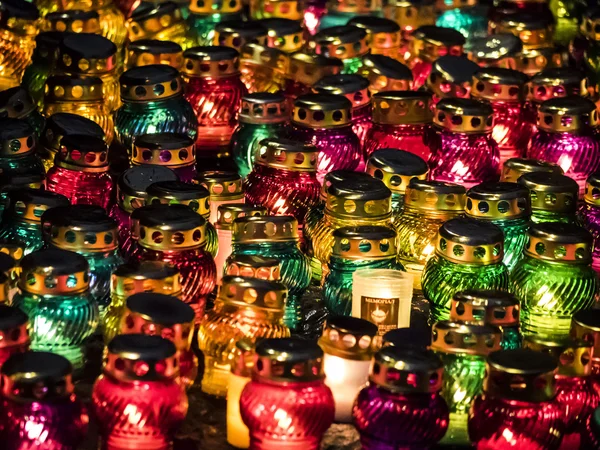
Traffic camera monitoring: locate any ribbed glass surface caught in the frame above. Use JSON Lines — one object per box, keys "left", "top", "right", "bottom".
{"left": 22, "top": 62, "right": 50, "bottom": 108}
{"left": 46, "top": 167, "right": 114, "bottom": 210}
{"left": 231, "top": 123, "right": 287, "bottom": 177}
{"left": 84, "top": 251, "right": 124, "bottom": 325}
{"left": 0, "top": 220, "right": 44, "bottom": 255}
{"left": 491, "top": 217, "right": 529, "bottom": 272}
{"left": 556, "top": 376, "right": 600, "bottom": 433}
{"left": 352, "top": 104, "right": 372, "bottom": 147}
{"left": 0, "top": 154, "right": 45, "bottom": 179}
{"left": 489, "top": 102, "right": 533, "bottom": 165}
{"left": 24, "top": 110, "right": 46, "bottom": 140}
{"left": 186, "top": 13, "right": 243, "bottom": 47}
{"left": 579, "top": 203, "right": 600, "bottom": 273}
{"left": 500, "top": 325, "right": 522, "bottom": 350}
{"left": 205, "top": 223, "right": 219, "bottom": 257}
{"left": 44, "top": 102, "right": 115, "bottom": 145}
{"left": 364, "top": 123, "right": 433, "bottom": 162}
{"left": 0, "top": 31, "right": 31, "bottom": 90}
{"left": 108, "top": 205, "right": 132, "bottom": 256}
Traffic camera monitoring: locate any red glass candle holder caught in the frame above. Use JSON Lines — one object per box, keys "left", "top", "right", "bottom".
{"left": 283, "top": 53, "right": 343, "bottom": 108}
{"left": 132, "top": 133, "right": 197, "bottom": 183}
{"left": 92, "top": 334, "right": 188, "bottom": 450}
{"left": 0, "top": 305, "right": 29, "bottom": 369}
{"left": 240, "top": 338, "right": 335, "bottom": 450}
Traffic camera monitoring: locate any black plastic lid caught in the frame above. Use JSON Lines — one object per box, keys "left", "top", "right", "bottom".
{"left": 120, "top": 64, "right": 180, "bottom": 86}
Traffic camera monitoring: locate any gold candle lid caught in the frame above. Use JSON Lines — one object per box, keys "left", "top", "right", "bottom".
{"left": 44, "top": 10, "right": 100, "bottom": 33}
{"left": 218, "top": 275, "right": 287, "bottom": 311}
{"left": 252, "top": 0, "right": 304, "bottom": 20}
{"left": 0, "top": 119, "right": 36, "bottom": 158}
{"left": 537, "top": 96, "right": 598, "bottom": 133}
{"left": 313, "top": 74, "right": 371, "bottom": 109}
{"left": 327, "top": 0, "right": 382, "bottom": 14}
{"left": 465, "top": 182, "right": 531, "bottom": 220}
{"left": 501, "top": 158, "right": 564, "bottom": 182}
{"left": 126, "top": 39, "right": 184, "bottom": 70}
{"left": 255, "top": 138, "right": 318, "bottom": 172}
{"left": 0, "top": 87, "right": 37, "bottom": 120}
{"left": 42, "top": 205, "right": 118, "bottom": 253}
{"left": 518, "top": 171, "right": 578, "bottom": 215}
{"left": 467, "top": 33, "right": 523, "bottom": 68}
{"left": 427, "top": 55, "right": 480, "bottom": 100}
{"left": 513, "top": 46, "right": 567, "bottom": 76}
{"left": 410, "top": 25, "right": 465, "bottom": 62}
{"left": 225, "top": 254, "right": 281, "bottom": 280}
{"left": 117, "top": 165, "right": 179, "bottom": 213}
{"left": 5, "top": 189, "right": 69, "bottom": 224}
{"left": 347, "top": 16, "right": 401, "bottom": 54}
{"left": 367, "top": 148, "right": 429, "bottom": 195}
{"left": 431, "top": 320, "right": 502, "bottom": 356}
{"left": 57, "top": 33, "right": 117, "bottom": 75}
{"left": 311, "top": 25, "right": 369, "bottom": 60}
{"left": 232, "top": 215, "right": 299, "bottom": 243}
{"left": 18, "top": 249, "right": 89, "bottom": 296}
{"left": 450, "top": 289, "right": 519, "bottom": 327}
{"left": 146, "top": 181, "right": 210, "bottom": 218}
{"left": 240, "top": 42, "right": 289, "bottom": 72}
{"left": 132, "top": 133, "right": 195, "bottom": 168}
{"left": 386, "top": 0, "right": 435, "bottom": 34}
{"left": 524, "top": 222, "right": 593, "bottom": 264}
{"left": 370, "top": 346, "right": 444, "bottom": 393}
{"left": 195, "top": 170, "right": 244, "bottom": 201}
{"left": 434, "top": 98, "right": 494, "bottom": 133}
{"left": 584, "top": 173, "right": 600, "bottom": 206}
{"left": 318, "top": 315, "right": 378, "bottom": 360}
{"left": 528, "top": 68, "right": 590, "bottom": 104}
{"left": 371, "top": 91, "right": 433, "bottom": 125}
{"left": 322, "top": 170, "right": 374, "bottom": 202}
{"left": 292, "top": 93, "right": 352, "bottom": 128}
{"left": 41, "top": 113, "right": 105, "bottom": 154}
{"left": 253, "top": 337, "right": 325, "bottom": 382}
{"left": 214, "top": 20, "right": 268, "bottom": 51}
{"left": 404, "top": 180, "right": 466, "bottom": 213}
{"left": 182, "top": 46, "right": 240, "bottom": 78}
{"left": 111, "top": 261, "right": 182, "bottom": 298}
{"left": 56, "top": 134, "right": 109, "bottom": 172}
{"left": 44, "top": 75, "right": 104, "bottom": 103}
{"left": 239, "top": 92, "right": 288, "bottom": 125}
{"left": 571, "top": 309, "right": 600, "bottom": 367}
{"left": 259, "top": 18, "right": 304, "bottom": 53}
{"left": 286, "top": 52, "right": 343, "bottom": 86}
{"left": 523, "top": 335, "right": 592, "bottom": 377}
{"left": 490, "top": 13, "right": 554, "bottom": 49}
{"left": 357, "top": 55, "right": 413, "bottom": 93}
{"left": 189, "top": 0, "right": 242, "bottom": 14}
{"left": 483, "top": 349, "right": 557, "bottom": 402}
{"left": 582, "top": 10, "right": 600, "bottom": 41}
{"left": 216, "top": 204, "right": 267, "bottom": 230}
{"left": 128, "top": 2, "right": 183, "bottom": 42}
{"left": 0, "top": 305, "right": 29, "bottom": 349}
{"left": 31, "top": 31, "right": 62, "bottom": 65}
{"left": 471, "top": 67, "right": 529, "bottom": 103}
{"left": 435, "top": 217, "right": 504, "bottom": 265}
{"left": 120, "top": 65, "right": 183, "bottom": 102}
{"left": 332, "top": 226, "right": 397, "bottom": 260}
{"left": 0, "top": 242, "right": 25, "bottom": 265}
{"left": 132, "top": 204, "right": 207, "bottom": 251}
{"left": 325, "top": 177, "right": 392, "bottom": 219}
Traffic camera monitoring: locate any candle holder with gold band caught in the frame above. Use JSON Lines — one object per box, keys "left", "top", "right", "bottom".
{"left": 406, "top": 25, "right": 465, "bottom": 89}
{"left": 353, "top": 346, "right": 449, "bottom": 448}
{"left": 571, "top": 309, "right": 600, "bottom": 388}
{"left": 518, "top": 171, "right": 579, "bottom": 224}
{"left": 355, "top": 54, "right": 413, "bottom": 95}
{"left": 145, "top": 180, "right": 218, "bottom": 257}
{"left": 240, "top": 338, "right": 335, "bottom": 450}
{"left": 132, "top": 132, "right": 196, "bottom": 182}
{"left": 425, "top": 55, "right": 480, "bottom": 104}
{"left": 466, "top": 33, "right": 522, "bottom": 68}
{"left": 383, "top": 0, "right": 436, "bottom": 62}
{"left": 323, "top": 226, "right": 401, "bottom": 316}
{"left": 583, "top": 10, "right": 600, "bottom": 89}
{"left": 239, "top": 43, "right": 289, "bottom": 93}
{"left": 513, "top": 45, "right": 569, "bottom": 77}
{"left": 435, "top": 0, "right": 488, "bottom": 43}
{"left": 501, "top": 157, "right": 564, "bottom": 183}
{"left": 258, "top": 18, "right": 304, "bottom": 54}
{"left": 363, "top": 91, "right": 435, "bottom": 162}
{"left": 91, "top": 335, "right": 188, "bottom": 450}
{"left": 43, "top": 75, "right": 115, "bottom": 145}
{"left": 225, "top": 254, "right": 281, "bottom": 281}
{"left": 396, "top": 180, "right": 466, "bottom": 292}
{"left": 230, "top": 216, "right": 311, "bottom": 331}
{"left": 121, "top": 292, "right": 197, "bottom": 388}
{"left": 450, "top": 289, "right": 521, "bottom": 349}
{"left": 0, "top": 305, "right": 29, "bottom": 369}
{"left": 489, "top": 12, "right": 555, "bottom": 51}
{"left": 0, "top": 86, "right": 46, "bottom": 140}
{"left": 511, "top": 222, "right": 598, "bottom": 337}
{"left": 198, "top": 275, "right": 290, "bottom": 396}
{"left": 195, "top": 171, "right": 245, "bottom": 224}
{"left": 22, "top": 31, "right": 64, "bottom": 108}
{"left": 231, "top": 92, "right": 289, "bottom": 178}
{"left": 526, "top": 96, "right": 600, "bottom": 194}
{"left": 318, "top": 0, "right": 382, "bottom": 33}
{"left": 227, "top": 339, "right": 255, "bottom": 449}
{"left": 0, "top": 118, "right": 45, "bottom": 181}
{"left": 366, "top": 148, "right": 429, "bottom": 217}
{"left": 428, "top": 98, "right": 500, "bottom": 188}
{"left": 347, "top": 16, "right": 401, "bottom": 59}
{"left": 0, "top": 189, "right": 70, "bottom": 256}
{"left": 579, "top": 173, "right": 600, "bottom": 273}
{"left": 310, "top": 25, "right": 369, "bottom": 74}
{"left": 127, "top": 2, "right": 187, "bottom": 48}
{"left": 431, "top": 320, "right": 502, "bottom": 446}
{"left": 468, "top": 349, "right": 565, "bottom": 448}
{"left": 186, "top": 0, "right": 244, "bottom": 47}
{"left": 465, "top": 181, "right": 531, "bottom": 272}
{"left": 0, "top": 173, "right": 44, "bottom": 236}
{"left": 422, "top": 218, "right": 510, "bottom": 322}
{"left": 42, "top": 10, "right": 101, "bottom": 33}
{"left": 129, "top": 204, "right": 216, "bottom": 321}
{"left": 13, "top": 249, "right": 98, "bottom": 372}
{"left": 288, "top": 93, "right": 362, "bottom": 184}
{"left": 126, "top": 39, "right": 184, "bottom": 70}
{"left": 213, "top": 20, "right": 268, "bottom": 51}
{"left": 250, "top": 0, "right": 304, "bottom": 20}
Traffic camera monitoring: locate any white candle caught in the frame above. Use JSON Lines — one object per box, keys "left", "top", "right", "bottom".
{"left": 227, "top": 372, "right": 251, "bottom": 448}
{"left": 215, "top": 228, "right": 232, "bottom": 284}
{"left": 323, "top": 353, "right": 371, "bottom": 422}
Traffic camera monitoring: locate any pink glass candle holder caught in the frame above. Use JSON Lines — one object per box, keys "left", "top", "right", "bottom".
{"left": 0, "top": 305, "right": 29, "bottom": 369}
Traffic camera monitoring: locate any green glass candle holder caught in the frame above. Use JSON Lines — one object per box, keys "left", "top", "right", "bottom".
{"left": 518, "top": 170, "right": 579, "bottom": 224}
{"left": 311, "top": 26, "right": 369, "bottom": 74}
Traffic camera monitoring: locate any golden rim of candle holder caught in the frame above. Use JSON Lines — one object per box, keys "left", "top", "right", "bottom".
{"left": 232, "top": 215, "right": 299, "bottom": 243}
{"left": 120, "top": 66, "right": 184, "bottom": 102}
{"left": 465, "top": 182, "right": 531, "bottom": 220}
{"left": 0, "top": 305, "right": 29, "bottom": 349}
{"left": 571, "top": 309, "right": 600, "bottom": 367}
{"left": 239, "top": 92, "right": 288, "bottom": 124}
{"left": 431, "top": 320, "right": 502, "bottom": 356}
{"left": 436, "top": 218, "right": 504, "bottom": 265}
{"left": 6, "top": 189, "right": 69, "bottom": 224}
{"left": 367, "top": 148, "right": 429, "bottom": 195}
{"left": 44, "top": 10, "right": 101, "bottom": 34}
{"left": 111, "top": 261, "right": 182, "bottom": 298}
{"left": 501, "top": 158, "right": 564, "bottom": 183}
{"left": 0, "top": 120, "right": 36, "bottom": 158}
{"left": 410, "top": 25, "right": 465, "bottom": 62}
{"left": 426, "top": 55, "right": 479, "bottom": 100}
{"left": 371, "top": 91, "right": 433, "bottom": 125}
{"left": 523, "top": 335, "right": 592, "bottom": 377}
{"left": 348, "top": 16, "right": 401, "bottom": 50}
{"left": 286, "top": 52, "right": 343, "bottom": 86}
{"left": 128, "top": 2, "right": 183, "bottom": 41}
{"left": 253, "top": 338, "right": 325, "bottom": 382}
{"left": 240, "top": 42, "right": 289, "bottom": 72}
{"left": 181, "top": 46, "right": 240, "bottom": 78}
{"left": 292, "top": 93, "right": 352, "bottom": 128}
{"left": 512, "top": 46, "right": 567, "bottom": 76}
{"left": 189, "top": 0, "right": 243, "bottom": 14}
{"left": 524, "top": 222, "right": 593, "bottom": 264}
{"left": 582, "top": 12, "right": 600, "bottom": 41}
{"left": 225, "top": 254, "right": 281, "bottom": 281}
{"left": 44, "top": 75, "right": 104, "bottom": 103}
{"left": 450, "top": 289, "right": 519, "bottom": 327}
{"left": 145, "top": 181, "right": 211, "bottom": 218}
{"left": 214, "top": 22, "right": 268, "bottom": 51}
{"left": 313, "top": 74, "right": 371, "bottom": 109}
{"left": 537, "top": 96, "right": 598, "bottom": 132}
{"left": 231, "top": 338, "right": 255, "bottom": 377}
{"left": 58, "top": 34, "right": 117, "bottom": 75}
{"left": 255, "top": 138, "right": 318, "bottom": 172}
{"left": 127, "top": 40, "right": 184, "bottom": 70}
{"left": 434, "top": 98, "right": 494, "bottom": 133}
{"left": 471, "top": 68, "right": 529, "bottom": 102}
{"left": 132, "top": 133, "right": 196, "bottom": 168}
{"left": 518, "top": 172, "right": 578, "bottom": 214}
{"left": 216, "top": 204, "right": 267, "bottom": 230}
{"left": 404, "top": 180, "right": 466, "bottom": 213}
{"left": 325, "top": 178, "right": 392, "bottom": 220}
{"left": 195, "top": 171, "right": 244, "bottom": 201}
{"left": 218, "top": 275, "right": 287, "bottom": 311}
{"left": 528, "top": 68, "right": 590, "bottom": 104}
{"left": 331, "top": 226, "right": 397, "bottom": 260}
{"left": 117, "top": 166, "right": 179, "bottom": 214}
{"left": 311, "top": 25, "right": 369, "bottom": 60}
{"left": 56, "top": 134, "right": 109, "bottom": 172}
{"left": 357, "top": 54, "right": 413, "bottom": 94}
{"left": 584, "top": 173, "right": 600, "bottom": 206}
{"left": 489, "top": 15, "right": 554, "bottom": 50}
{"left": 319, "top": 316, "right": 379, "bottom": 360}
{"left": 263, "top": 19, "right": 304, "bottom": 53}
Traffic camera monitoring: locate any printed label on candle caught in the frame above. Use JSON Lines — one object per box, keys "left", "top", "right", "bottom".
{"left": 361, "top": 296, "right": 399, "bottom": 335}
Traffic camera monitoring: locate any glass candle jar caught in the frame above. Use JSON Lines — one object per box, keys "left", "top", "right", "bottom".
{"left": 429, "top": 98, "right": 500, "bottom": 187}
{"left": 431, "top": 320, "right": 502, "bottom": 446}
{"left": 527, "top": 68, "right": 590, "bottom": 117}
{"left": 511, "top": 222, "right": 598, "bottom": 337}
{"left": 366, "top": 148, "right": 429, "bottom": 217}
{"left": 465, "top": 182, "right": 531, "bottom": 271}
{"left": 92, "top": 334, "right": 188, "bottom": 450}
{"left": 0, "top": 87, "right": 46, "bottom": 140}
{"left": 288, "top": 93, "right": 362, "bottom": 183}
{"left": 227, "top": 339, "right": 254, "bottom": 449}
{"left": 347, "top": 16, "right": 402, "bottom": 59}
{"left": 22, "top": 31, "right": 63, "bottom": 108}
{"left": 580, "top": 173, "right": 600, "bottom": 273}
{"left": 422, "top": 217, "right": 510, "bottom": 323}
{"left": 518, "top": 172, "right": 579, "bottom": 224}
{"left": 0, "top": 173, "right": 45, "bottom": 222}
{"left": 215, "top": 204, "right": 267, "bottom": 282}
{"left": 13, "top": 249, "right": 99, "bottom": 371}
{"left": 468, "top": 349, "right": 565, "bottom": 449}
{"left": 114, "top": 64, "right": 198, "bottom": 152}
{"left": 132, "top": 133, "right": 196, "bottom": 182}
{"left": 198, "top": 275, "right": 289, "bottom": 396}
{"left": 213, "top": 20, "right": 268, "bottom": 52}
{"left": 122, "top": 292, "right": 197, "bottom": 388}
{"left": 130, "top": 204, "right": 216, "bottom": 320}
{"left": 489, "top": 10, "right": 555, "bottom": 49}
{"left": 225, "top": 254, "right": 281, "bottom": 281}
{"left": 0, "top": 118, "right": 45, "bottom": 179}
{"left": 363, "top": 91, "right": 435, "bottom": 162}
{"left": 128, "top": 2, "right": 186, "bottom": 47}
{"left": 258, "top": 18, "right": 304, "bottom": 54}
{"left": 126, "top": 39, "right": 184, "bottom": 70}
{"left": 311, "top": 25, "right": 369, "bottom": 74}
{"left": 230, "top": 92, "right": 289, "bottom": 178}
{"left": 396, "top": 180, "right": 466, "bottom": 291}
{"left": 527, "top": 96, "right": 600, "bottom": 194}
{"left": 317, "top": 0, "right": 382, "bottom": 32}
{"left": 239, "top": 43, "right": 289, "bottom": 93}
{"left": 467, "top": 33, "right": 522, "bottom": 68}
{"left": 571, "top": 309, "right": 600, "bottom": 388}
{"left": 353, "top": 346, "right": 449, "bottom": 449}
{"left": 244, "top": 138, "right": 321, "bottom": 227}
{"left": 42, "top": 10, "right": 101, "bottom": 34}
{"left": 501, "top": 157, "right": 564, "bottom": 183}
{"left": 283, "top": 52, "right": 343, "bottom": 107}
{"left": 384, "top": 0, "right": 436, "bottom": 62}
{"left": 231, "top": 216, "right": 311, "bottom": 330}
{"left": 355, "top": 54, "right": 413, "bottom": 95}
{"left": 426, "top": 55, "right": 480, "bottom": 104}
{"left": 186, "top": 0, "right": 243, "bottom": 47}
{"left": 145, "top": 180, "right": 218, "bottom": 257}
{"left": 0, "top": 352, "right": 89, "bottom": 449}
{"left": 240, "top": 338, "right": 335, "bottom": 450}
{"left": 195, "top": 171, "right": 245, "bottom": 224}
{"left": 0, "top": 189, "right": 70, "bottom": 255}
{"left": 584, "top": 13, "right": 600, "bottom": 87}
{"left": 182, "top": 46, "right": 247, "bottom": 153}
{"left": 435, "top": 0, "right": 488, "bottom": 43}
{"left": 313, "top": 74, "right": 372, "bottom": 146}
{"left": 46, "top": 135, "right": 113, "bottom": 209}
{"left": 323, "top": 226, "right": 400, "bottom": 316}
{"left": 251, "top": 0, "right": 303, "bottom": 21}
{"left": 0, "top": 305, "right": 29, "bottom": 369}
{"left": 318, "top": 316, "right": 378, "bottom": 422}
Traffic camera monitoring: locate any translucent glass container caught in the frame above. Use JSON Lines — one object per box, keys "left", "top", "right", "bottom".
{"left": 131, "top": 133, "right": 197, "bottom": 183}
{"left": 518, "top": 171, "right": 579, "bottom": 224}
{"left": 580, "top": 173, "right": 600, "bottom": 273}
{"left": 195, "top": 171, "right": 245, "bottom": 224}
{"left": 425, "top": 55, "right": 479, "bottom": 105}
{"left": 500, "top": 157, "right": 564, "bottom": 183}
{"left": 0, "top": 118, "right": 45, "bottom": 180}
{"left": 310, "top": 25, "right": 369, "bottom": 74}
{"left": 127, "top": 2, "right": 186, "bottom": 47}
{"left": 186, "top": 0, "right": 243, "bottom": 47}
{"left": 0, "top": 304, "right": 29, "bottom": 370}
{"left": 0, "top": 87, "right": 46, "bottom": 140}
{"left": 239, "top": 43, "right": 289, "bottom": 93}
{"left": 126, "top": 39, "right": 184, "bottom": 71}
